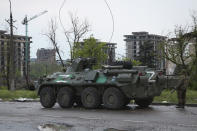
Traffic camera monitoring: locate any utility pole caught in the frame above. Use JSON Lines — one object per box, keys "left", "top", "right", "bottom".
{"left": 7, "top": 0, "right": 16, "bottom": 90}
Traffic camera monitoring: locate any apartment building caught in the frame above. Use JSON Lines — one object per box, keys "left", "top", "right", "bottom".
{"left": 0, "top": 30, "right": 32, "bottom": 78}
{"left": 124, "top": 31, "right": 166, "bottom": 69}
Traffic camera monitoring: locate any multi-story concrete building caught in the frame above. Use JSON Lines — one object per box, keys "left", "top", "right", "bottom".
{"left": 36, "top": 48, "right": 56, "bottom": 63}
{"left": 0, "top": 30, "right": 32, "bottom": 78}
{"left": 124, "top": 31, "right": 166, "bottom": 69}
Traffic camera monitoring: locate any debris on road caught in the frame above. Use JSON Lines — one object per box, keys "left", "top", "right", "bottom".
{"left": 14, "top": 97, "right": 39, "bottom": 102}
{"left": 38, "top": 123, "right": 73, "bottom": 131}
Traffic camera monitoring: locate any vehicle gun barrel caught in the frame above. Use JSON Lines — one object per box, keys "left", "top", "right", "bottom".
{"left": 102, "top": 65, "right": 124, "bottom": 69}
{"left": 105, "top": 69, "right": 138, "bottom": 75}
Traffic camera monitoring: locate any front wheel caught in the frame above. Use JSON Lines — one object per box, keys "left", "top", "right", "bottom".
{"left": 135, "top": 97, "right": 153, "bottom": 108}
{"left": 40, "top": 87, "right": 56, "bottom": 108}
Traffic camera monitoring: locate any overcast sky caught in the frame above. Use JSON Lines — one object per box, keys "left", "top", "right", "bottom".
{"left": 0, "top": 0, "right": 197, "bottom": 59}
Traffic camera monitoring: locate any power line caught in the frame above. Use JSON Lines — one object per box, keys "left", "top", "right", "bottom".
{"left": 58, "top": 0, "right": 115, "bottom": 43}
{"left": 58, "top": 0, "right": 67, "bottom": 33}
{"left": 104, "top": 0, "right": 115, "bottom": 43}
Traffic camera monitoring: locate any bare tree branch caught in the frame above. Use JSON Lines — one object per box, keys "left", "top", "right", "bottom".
{"left": 44, "top": 18, "right": 65, "bottom": 67}
{"left": 64, "top": 13, "right": 90, "bottom": 61}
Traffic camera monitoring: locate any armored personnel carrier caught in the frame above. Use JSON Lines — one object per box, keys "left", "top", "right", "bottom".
{"left": 37, "top": 58, "right": 176, "bottom": 109}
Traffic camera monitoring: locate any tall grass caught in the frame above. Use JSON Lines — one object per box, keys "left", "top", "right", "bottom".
{"left": 154, "top": 89, "right": 197, "bottom": 104}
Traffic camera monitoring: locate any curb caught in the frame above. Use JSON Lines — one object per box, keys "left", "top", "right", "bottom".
{"left": 152, "top": 102, "right": 197, "bottom": 107}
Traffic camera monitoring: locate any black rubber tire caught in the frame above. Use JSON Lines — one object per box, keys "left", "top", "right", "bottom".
{"left": 40, "top": 87, "right": 56, "bottom": 108}
{"left": 57, "top": 87, "right": 74, "bottom": 108}
{"left": 81, "top": 87, "right": 101, "bottom": 109}
{"left": 103, "top": 87, "right": 126, "bottom": 109}
{"left": 135, "top": 97, "right": 153, "bottom": 108}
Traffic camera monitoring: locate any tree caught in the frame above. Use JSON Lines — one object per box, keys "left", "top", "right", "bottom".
{"left": 44, "top": 18, "right": 64, "bottom": 67}
{"left": 73, "top": 37, "right": 108, "bottom": 68}
{"left": 159, "top": 13, "right": 197, "bottom": 108}
{"left": 161, "top": 26, "right": 192, "bottom": 76}
{"left": 64, "top": 13, "right": 90, "bottom": 61}
{"left": 160, "top": 21, "right": 197, "bottom": 89}
{"left": 120, "top": 57, "right": 142, "bottom": 66}
{"left": 186, "top": 13, "right": 197, "bottom": 89}
{"left": 161, "top": 13, "right": 197, "bottom": 78}
{"left": 30, "top": 62, "right": 62, "bottom": 80}
{"left": 160, "top": 27, "right": 192, "bottom": 107}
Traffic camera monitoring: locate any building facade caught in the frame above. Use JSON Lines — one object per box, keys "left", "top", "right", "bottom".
{"left": 36, "top": 48, "right": 56, "bottom": 63}
{"left": 0, "top": 30, "right": 31, "bottom": 78}
{"left": 124, "top": 31, "right": 166, "bottom": 69}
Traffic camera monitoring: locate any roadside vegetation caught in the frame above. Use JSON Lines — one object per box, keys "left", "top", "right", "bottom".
{"left": 30, "top": 62, "right": 62, "bottom": 80}
{"left": 154, "top": 89, "right": 197, "bottom": 104}
{"left": 0, "top": 86, "right": 37, "bottom": 101}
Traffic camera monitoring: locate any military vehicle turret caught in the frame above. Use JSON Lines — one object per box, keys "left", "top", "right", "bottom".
{"left": 37, "top": 58, "right": 177, "bottom": 109}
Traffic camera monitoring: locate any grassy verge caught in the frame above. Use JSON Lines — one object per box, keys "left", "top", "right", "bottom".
{"left": 154, "top": 90, "right": 197, "bottom": 104}
{"left": 0, "top": 89, "right": 38, "bottom": 101}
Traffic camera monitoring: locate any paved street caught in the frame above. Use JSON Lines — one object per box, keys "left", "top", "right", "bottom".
{"left": 0, "top": 102, "right": 197, "bottom": 131}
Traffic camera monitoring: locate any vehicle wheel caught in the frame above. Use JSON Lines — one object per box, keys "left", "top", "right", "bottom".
{"left": 40, "top": 87, "right": 56, "bottom": 108}
{"left": 57, "top": 87, "right": 74, "bottom": 108}
{"left": 81, "top": 87, "right": 101, "bottom": 109}
{"left": 135, "top": 97, "right": 153, "bottom": 108}
{"left": 103, "top": 87, "right": 126, "bottom": 109}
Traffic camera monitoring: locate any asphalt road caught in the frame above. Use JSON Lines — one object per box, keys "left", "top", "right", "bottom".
{"left": 0, "top": 102, "right": 197, "bottom": 131}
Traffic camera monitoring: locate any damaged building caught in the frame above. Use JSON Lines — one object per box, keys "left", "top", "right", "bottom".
{"left": 0, "top": 30, "right": 32, "bottom": 84}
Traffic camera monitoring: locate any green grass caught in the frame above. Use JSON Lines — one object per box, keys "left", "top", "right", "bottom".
{"left": 0, "top": 89, "right": 38, "bottom": 100}
{"left": 154, "top": 90, "right": 197, "bottom": 104}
